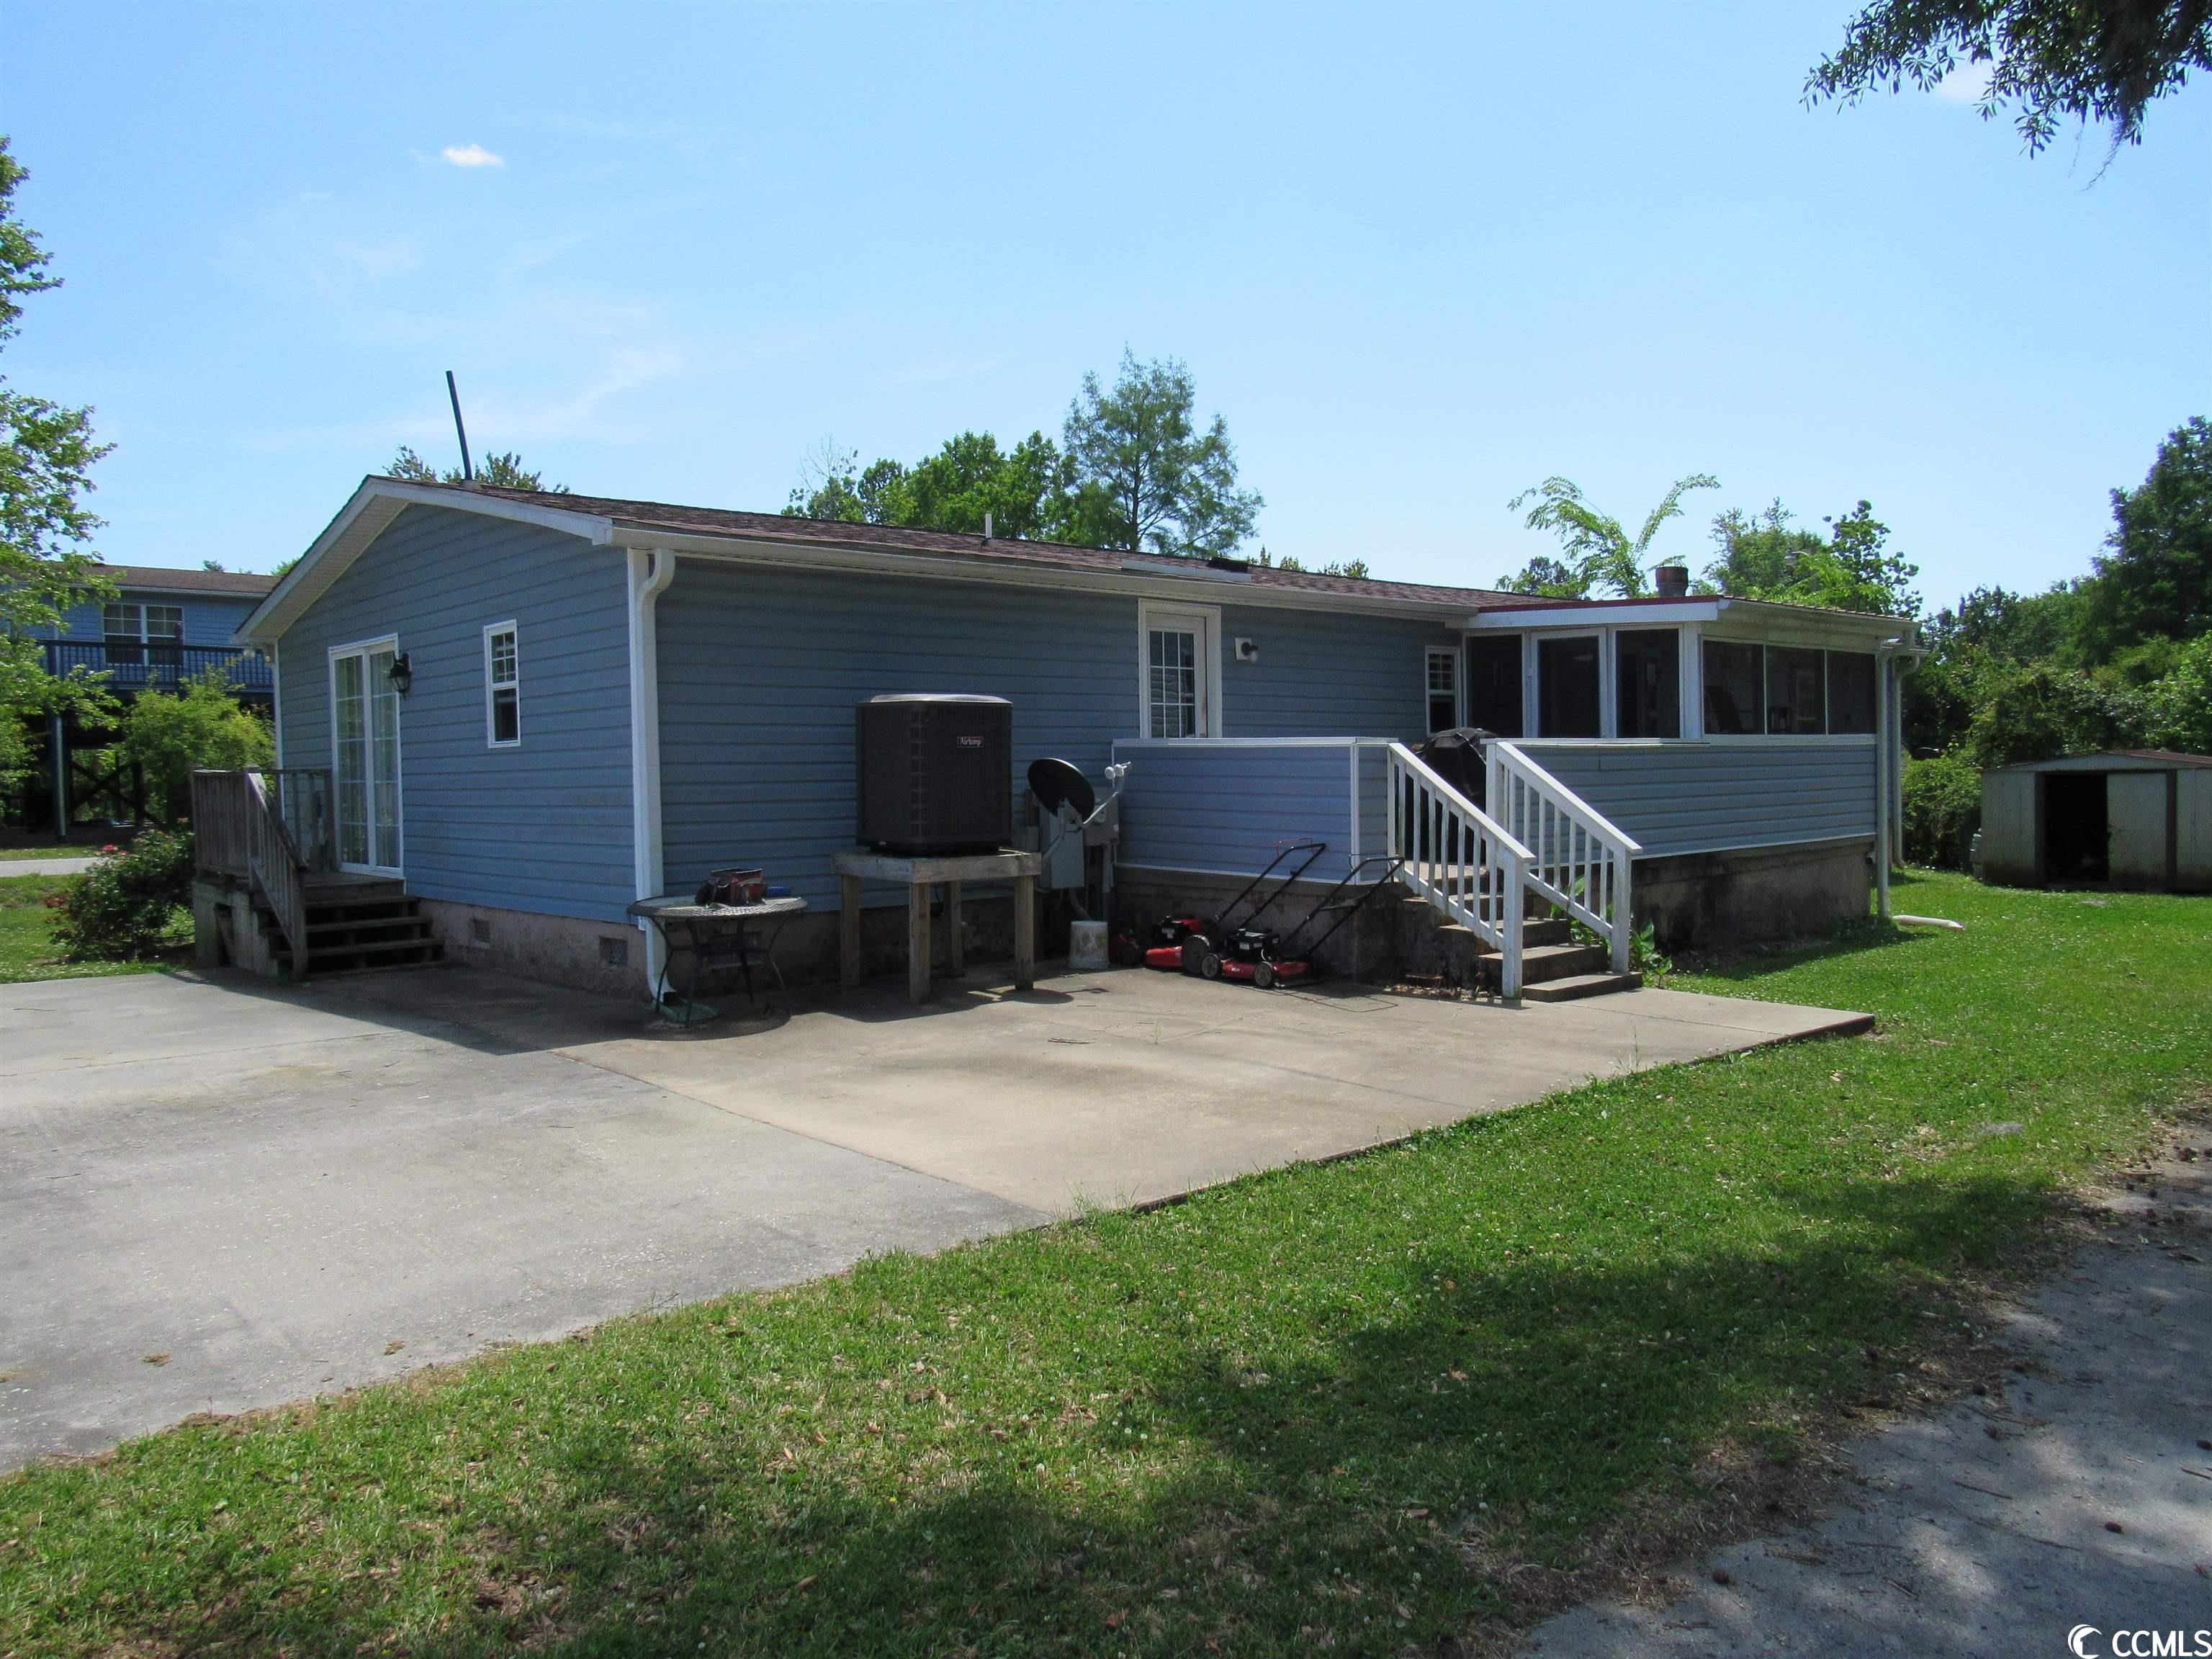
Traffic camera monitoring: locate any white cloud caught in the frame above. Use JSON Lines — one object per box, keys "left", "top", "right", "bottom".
{"left": 441, "top": 143, "right": 505, "bottom": 168}
{"left": 1933, "top": 58, "right": 1994, "bottom": 105}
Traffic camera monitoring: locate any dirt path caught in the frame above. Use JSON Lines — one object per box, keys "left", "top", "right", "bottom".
{"left": 1522, "top": 1138, "right": 2212, "bottom": 1657}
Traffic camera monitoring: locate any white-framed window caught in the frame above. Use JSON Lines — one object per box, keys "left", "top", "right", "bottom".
{"left": 1535, "top": 633, "right": 1604, "bottom": 738}
{"left": 102, "top": 601, "right": 184, "bottom": 660}
{"left": 1702, "top": 639, "right": 1879, "bottom": 738}
{"left": 483, "top": 621, "right": 520, "bottom": 747}
{"left": 1425, "top": 645, "right": 1461, "bottom": 733}
{"left": 1138, "top": 601, "right": 1220, "bottom": 738}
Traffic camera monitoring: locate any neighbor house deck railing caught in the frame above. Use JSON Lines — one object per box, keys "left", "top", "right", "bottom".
{"left": 43, "top": 640, "right": 274, "bottom": 697}
{"left": 192, "top": 767, "right": 335, "bottom": 971}
{"left": 1485, "top": 740, "right": 1642, "bottom": 975}
{"left": 1385, "top": 742, "right": 1532, "bottom": 999}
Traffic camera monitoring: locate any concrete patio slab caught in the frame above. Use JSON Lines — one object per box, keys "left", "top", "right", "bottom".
{"left": 0, "top": 973, "right": 1041, "bottom": 1470}
{"left": 0, "top": 962, "right": 1864, "bottom": 1470}
{"left": 329, "top": 966, "right": 1872, "bottom": 1216}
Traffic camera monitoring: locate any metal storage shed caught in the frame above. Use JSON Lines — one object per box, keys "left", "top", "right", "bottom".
{"left": 1980, "top": 750, "right": 2212, "bottom": 890}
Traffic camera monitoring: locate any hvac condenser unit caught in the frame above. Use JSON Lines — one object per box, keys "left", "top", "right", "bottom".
{"left": 855, "top": 694, "right": 1013, "bottom": 855}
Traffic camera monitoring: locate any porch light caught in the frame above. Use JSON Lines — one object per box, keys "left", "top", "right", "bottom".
{"left": 388, "top": 652, "right": 413, "bottom": 697}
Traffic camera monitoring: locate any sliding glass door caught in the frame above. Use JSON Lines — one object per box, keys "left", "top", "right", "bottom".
{"left": 332, "top": 642, "right": 402, "bottom": 873}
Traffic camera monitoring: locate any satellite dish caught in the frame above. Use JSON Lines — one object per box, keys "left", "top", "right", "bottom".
{"left": 1027, "top": 757, "right": 1096, "bottom": 821}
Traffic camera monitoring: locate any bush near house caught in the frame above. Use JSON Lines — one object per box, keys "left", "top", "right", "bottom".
{"left": 108, "top": 668, "right": 272, "bottom": 826}
{"left": 1901, "top": 750, "right": 1984, "bottom": 868}
{"left": 45, "top": 827, "right": 194, "bottom": 961}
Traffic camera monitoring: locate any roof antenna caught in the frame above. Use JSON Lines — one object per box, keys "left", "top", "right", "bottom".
{"left": 445, "top": 370, "right": 475, "bottom": 484}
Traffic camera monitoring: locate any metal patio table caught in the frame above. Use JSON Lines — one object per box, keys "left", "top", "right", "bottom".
{"left": 626, "top": 893, "right": 808, "bottom": 1027}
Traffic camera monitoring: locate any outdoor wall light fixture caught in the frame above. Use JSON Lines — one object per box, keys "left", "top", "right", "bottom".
{"left": 388, "top": 652, "right": 413, "bottom": 697}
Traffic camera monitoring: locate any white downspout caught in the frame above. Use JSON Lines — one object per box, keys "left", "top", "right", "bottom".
{"left": 1873, "top": 637, "right": 1923, "bottom": 923}
{"left": 627, "top": 547, "right": 677, "bottom": 987}
{"left": 270, "top": 639, "right": 284, "bottom": 767}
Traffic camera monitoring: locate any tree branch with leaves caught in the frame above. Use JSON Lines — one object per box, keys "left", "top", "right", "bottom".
{"left": 1807, "top": 0, "right": 2211, "bottom": 153}
{"left": 1499, "top": 473, "right": 1718, "bottom": 598}
{"left": 0, "top": 137, "right": 116, "bottom": 796}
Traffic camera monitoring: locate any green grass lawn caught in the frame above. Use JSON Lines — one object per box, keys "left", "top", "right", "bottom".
{"left": 0, "top": 872, "right": 181, "bottom": 985}
{"left": 1, "top": 872, "right": 2205, "bottom": 1657}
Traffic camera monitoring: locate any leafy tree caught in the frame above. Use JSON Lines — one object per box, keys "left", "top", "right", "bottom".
{"left": 1249, "top": 548, "right": 1371, "bottom": 579}
{"left": 1499, "top": 473, "right": 1719, "bottom": 598}
{"left": 1923, "top": 581, "right": 2091, "bottom": 664}
{"left": 789, "top": 431, "right": 1071, "bottom": 540}
{"left": 0, "top": 137, "right": 114, "bottom": 796}
{"left": 1964, "top": 659, "right": 2149, "bottom": 765}
{"left": 1704, "top": 499, "right": 1922, "bottom": 616}
{"left": 780, "top": 355, "right": 1265, "bottom": 560}
{"left": 386, "top": 444, "right": 565, "bottom": 493}
{"left": 111, "top": 668, "right": 274, "bottom": 824}
{"left": 1807, "top": 0, "right": 2212, "bottom": 153}
{"left": 783, "top": 441, "right": 905, "bottom": 525}
{"left": 1060, "top": 352, "right": 1261, "bottom": 557}
{"left": 2144, "top": 631, "right": 2212, "bottom": 752}
{"left": 2082, "top": 415, "right": 2212, "bottom": 654}
{"left": 901, "top": 431, "right": 1066, "bottom": 540}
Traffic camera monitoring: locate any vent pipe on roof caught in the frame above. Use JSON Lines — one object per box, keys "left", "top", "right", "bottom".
{"left": 446, "top": 370, "right": 475, "bottom": 485}
{"left": 1653, "top": 565, "right": 1690, "bottom": 598}
{"left": 982, "top": 512, "right": 993, "bottom": 544}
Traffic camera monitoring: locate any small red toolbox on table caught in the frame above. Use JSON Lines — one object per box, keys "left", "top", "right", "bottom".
{"left": 697, "top": 867, "right": 767, "bottom": 905}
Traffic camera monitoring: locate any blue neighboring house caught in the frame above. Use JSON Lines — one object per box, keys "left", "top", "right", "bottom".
{"left": 222, "top": 477, "right": 1920, "bottom": 997}
{"left": 15, "top": 565, "right": 276, "bottom": 834}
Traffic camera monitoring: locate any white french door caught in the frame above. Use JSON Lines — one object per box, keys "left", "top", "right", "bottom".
{"left": 331, "top": 640, "right": 403, "bottom": 873}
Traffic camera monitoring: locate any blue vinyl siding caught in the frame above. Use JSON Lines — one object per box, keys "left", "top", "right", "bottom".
{"left": 656, "top": 562, "right": 1138, "bottom": 907}
{"left": 1221, "top": 604, "right": 1451, "bottom": 740}
{"left": 1111, "top": 740, "right": 1377, "bottom": 884}
{"left": 1511, "top": 741, "right": 1879, "bottom": 858}
{"left": 50, "top": 591, "right": 259, "bottom": 645}
{"left": 275, "top": 505, "right": 634, "bottom": 922}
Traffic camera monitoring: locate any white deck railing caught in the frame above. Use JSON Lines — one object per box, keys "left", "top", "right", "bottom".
{"left": 1385, "top": 742, "right": 1533, "bottom": 999}
{"left": 1485, "top": 740, "right": 1643, "bottom": 974}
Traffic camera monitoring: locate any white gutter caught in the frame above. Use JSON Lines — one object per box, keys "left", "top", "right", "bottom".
{"left": 626, "top": 547, "right": 677, "bottom": 985}
{"left": 606, "top": 526, "right": 1475, "bottom": 623}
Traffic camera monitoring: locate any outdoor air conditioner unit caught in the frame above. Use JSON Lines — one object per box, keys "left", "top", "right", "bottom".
{"left": 855, "top": 694, "right": 1013, "bottom": 855}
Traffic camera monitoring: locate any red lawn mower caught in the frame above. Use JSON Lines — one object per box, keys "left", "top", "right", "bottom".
{"left": 1134, "top": 840, "right": 1328, "bottom": 975}
{"left": 1194, "top": 855, "right": 1408, "bottom": 988}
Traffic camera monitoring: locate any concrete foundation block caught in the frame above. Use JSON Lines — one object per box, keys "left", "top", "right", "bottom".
{"left": 1634, "top": 837, "right": 1873, "bottom": 950}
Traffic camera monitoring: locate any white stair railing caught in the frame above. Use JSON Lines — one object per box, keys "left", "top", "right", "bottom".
{"left": 1485, "top": 741, "right": 1643, "bottom": 975}
{"left": 1385, "top": 742, "right": 1534, "bottom": 1000}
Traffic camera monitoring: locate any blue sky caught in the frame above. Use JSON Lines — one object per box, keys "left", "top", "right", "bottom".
{"left": 4, "top": 2, "right": 2206, "bottom": 608}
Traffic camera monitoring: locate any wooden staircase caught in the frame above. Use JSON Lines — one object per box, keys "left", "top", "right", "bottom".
{"left": 1398, "top": 891, "right": 1641, "bottom": 1002}
{"left": 258, "top": 877, "right": 444, "bottom": 979}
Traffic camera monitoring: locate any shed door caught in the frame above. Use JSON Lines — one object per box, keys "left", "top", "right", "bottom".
{"left": 2108, "top": 771, "right": 2170, "bottom": 887}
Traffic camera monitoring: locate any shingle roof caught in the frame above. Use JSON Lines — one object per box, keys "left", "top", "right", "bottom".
{"left": 93, "top": 565, "right": 278, "bottom": 598}
{"left": 394, "top": 479, "right": 1549, "bottom": 613}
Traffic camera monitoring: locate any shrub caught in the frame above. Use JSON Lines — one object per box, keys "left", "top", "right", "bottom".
{"left": 112, "top": 669, "right": 273, "bottom": 825}
{"left": 1902, "top": 750, "right": 1984, "bottom": 868}
{"left": 2144, "top": 633, "right": 2212, "bottom": 755}
{"left": 48, "top": 828, "right": 194, "bottom": 961}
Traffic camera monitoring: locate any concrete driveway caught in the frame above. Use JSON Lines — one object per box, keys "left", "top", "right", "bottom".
{"left": 1, "top": 963, "right": 1866, "bottom": 1470}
